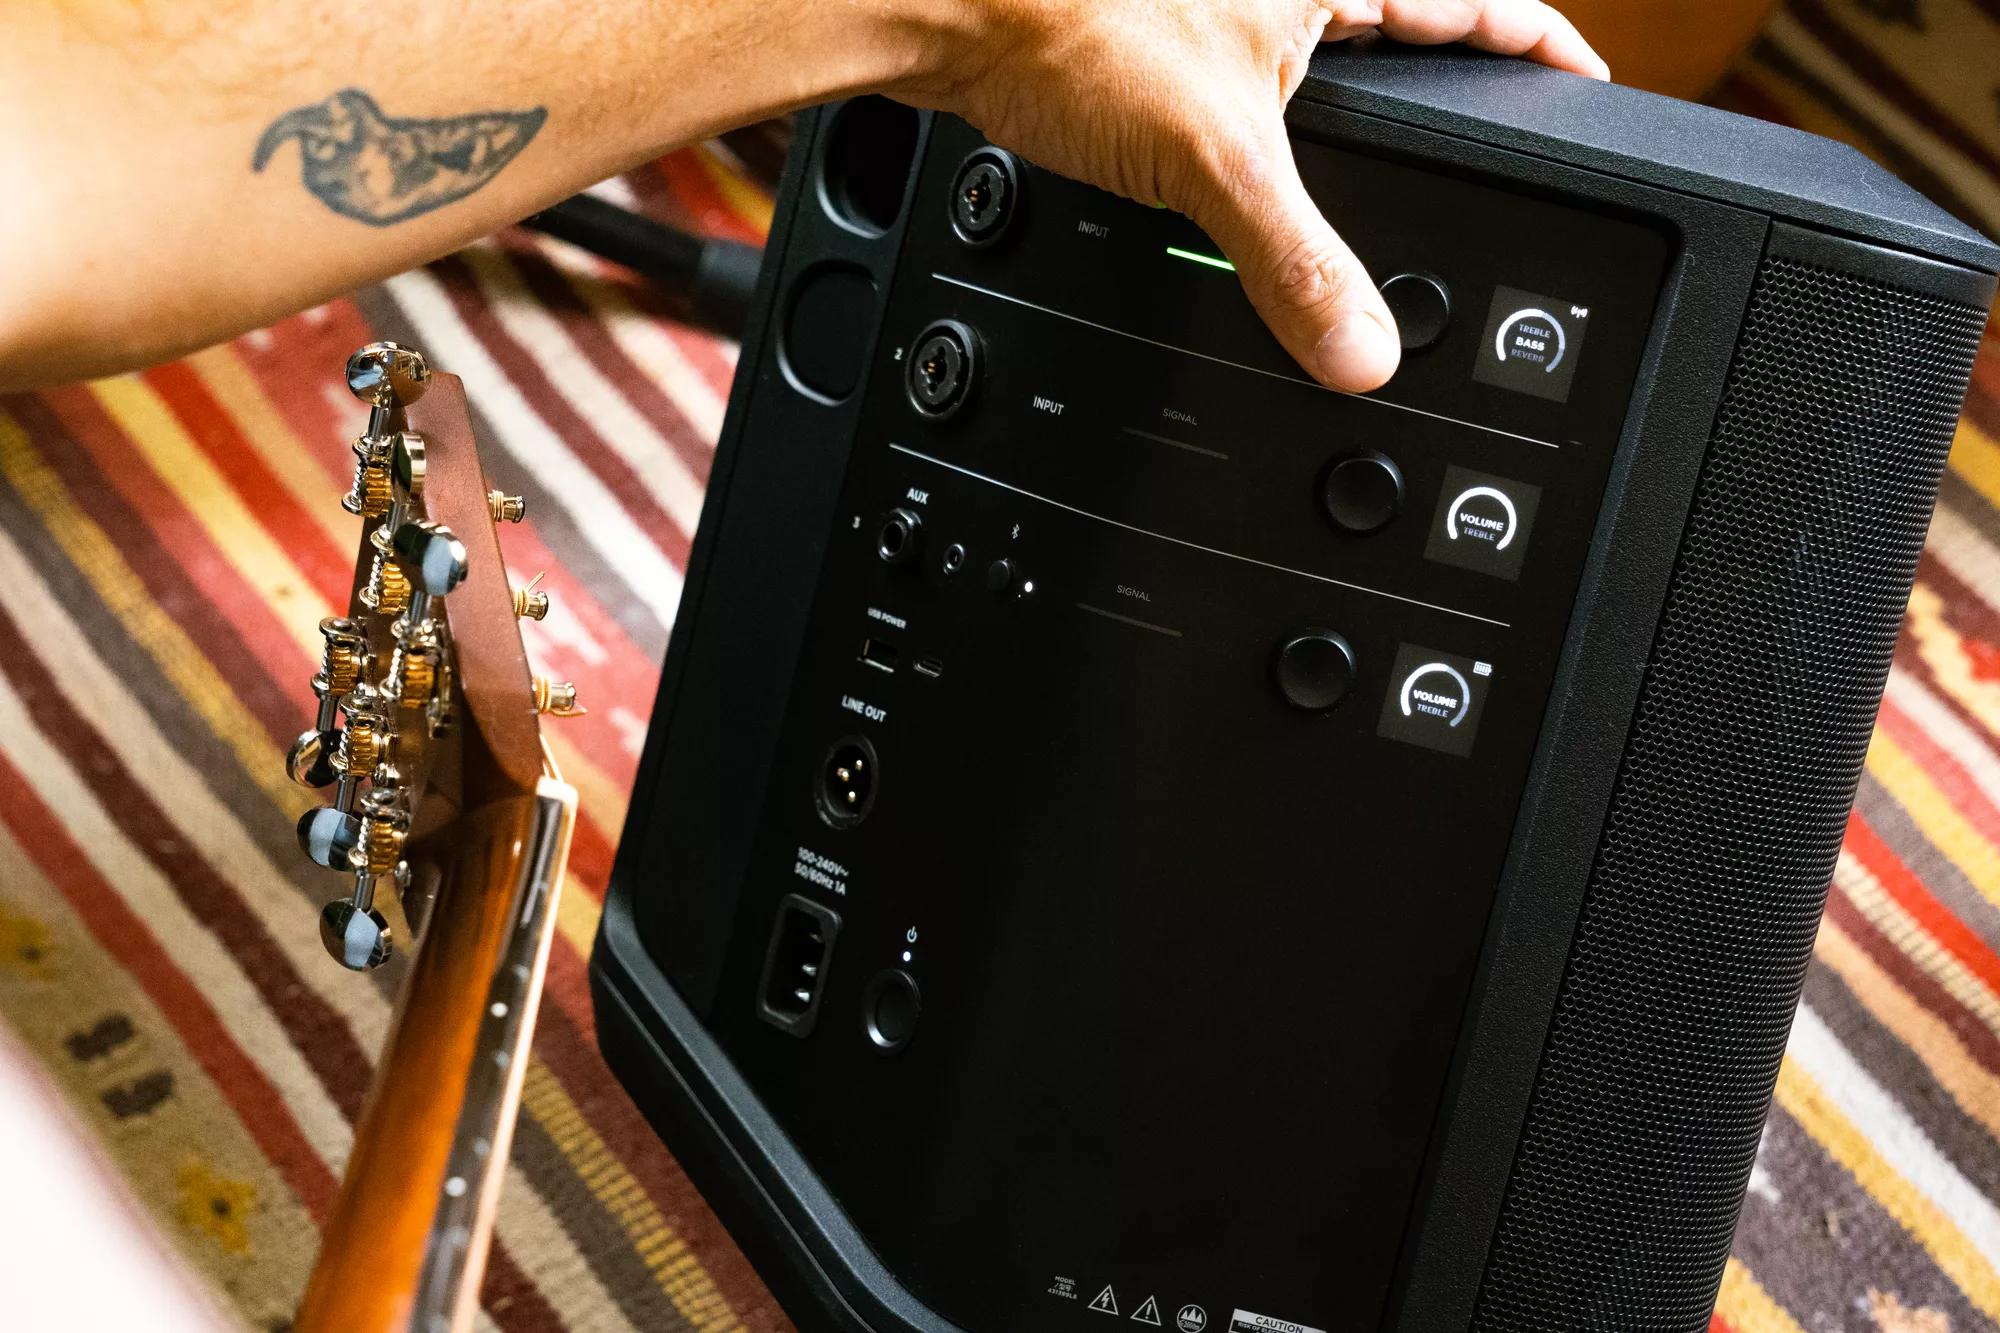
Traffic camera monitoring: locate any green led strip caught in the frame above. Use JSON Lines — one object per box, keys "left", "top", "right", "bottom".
{"left": 1165, "top": 246, "right": 1236, "bottom": 272}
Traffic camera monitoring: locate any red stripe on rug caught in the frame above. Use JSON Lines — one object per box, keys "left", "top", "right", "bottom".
{"left": 657, "top": 148, "right": 767, "bottom": 247}
{"left": 612, "top": 165, "right": 768, "bottom": 387}
{"left": 6, "top": 391, "right": 304, "bottom": 751}
{"left": 1908, "top": 557, "right": 2000, "bottom": 679}
{"left": 1844, "top": 812, "right": 2000, "bottom": 1001}
{"left": 0, "top": 747, "right": 340, "bottom": 1221}
{"left": 427, "top": 252, "right": 694, "bottom": 570}
{"left": 526, "top": 951, "right": 784, "bottom": 1320}
{"left": 1826, "top": 878, "right": 2000, "bottom": 1081}
{"left": 477, "top": 1245, "right": 573, "bottom": 1333}
{"left": 564, "top": 817, "right": 619, "bottom": 907}
{"left": 0, "top": 573, "right": 585, "bottom": 1333}
{"left": 0, "top": 595, "right": 376, "bottom": 1121}
{"left": 37, "top": 376, "right": 318, "bottom": 688}
{"left": 239, "top": 305, "right": 404, "bottom": 493}
{"left": 495, "top": 230, "right": 717, "bottom": 487}
{"left": 36, "top": 382, "right": 318, "bottom": 690}
{"left": 141, "top": 360, "right": 354, "bottom": 609}
{"left": 1876, "top": 693, "right": 2000, "bottom": 851}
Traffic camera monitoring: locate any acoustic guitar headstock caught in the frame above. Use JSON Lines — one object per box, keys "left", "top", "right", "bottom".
{"left": 286, "top": 342, "right": 581, "bottom": 970}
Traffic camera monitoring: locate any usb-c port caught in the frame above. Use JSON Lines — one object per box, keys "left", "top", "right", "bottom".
{"left": 914, "top": 655, "right": 944, "bottom": 679}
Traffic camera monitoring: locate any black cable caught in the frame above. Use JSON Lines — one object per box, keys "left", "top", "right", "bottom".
{"left": 521, "top": 194, "right": 763, "bottom": 339}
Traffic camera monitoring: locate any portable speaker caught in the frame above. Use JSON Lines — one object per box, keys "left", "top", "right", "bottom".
{"left": 592, "top": 45, "right": 2000, "bottom": 1333}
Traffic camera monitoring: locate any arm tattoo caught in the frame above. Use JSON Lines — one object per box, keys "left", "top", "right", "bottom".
{"left": 253, "top": 89, "right": 546, "bottom": 226}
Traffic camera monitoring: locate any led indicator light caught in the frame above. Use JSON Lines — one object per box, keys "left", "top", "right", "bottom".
{"left": 1166, "top": 246, "right": 1236, "bottom": 272}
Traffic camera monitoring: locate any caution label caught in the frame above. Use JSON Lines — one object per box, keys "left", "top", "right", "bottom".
{"left": 1228, "top": 1311, "right": 1326, "bottom": 1333}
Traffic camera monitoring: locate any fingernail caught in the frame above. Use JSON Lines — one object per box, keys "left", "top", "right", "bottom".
{"left": 1314, "top": 309, "right": 1400, "bottom": 391}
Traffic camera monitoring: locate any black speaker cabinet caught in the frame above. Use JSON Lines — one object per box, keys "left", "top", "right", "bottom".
{"left": 592, "top": 46, "right": 2000, "bottom": 1333}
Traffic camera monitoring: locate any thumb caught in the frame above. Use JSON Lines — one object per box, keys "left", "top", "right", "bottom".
{"left": 1185, "top": 122, "right": 1401, "bottom": 393}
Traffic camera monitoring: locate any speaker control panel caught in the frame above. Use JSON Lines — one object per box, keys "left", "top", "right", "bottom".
{"left": 700, "top": 114, "right": 1673, "bottom": 1331}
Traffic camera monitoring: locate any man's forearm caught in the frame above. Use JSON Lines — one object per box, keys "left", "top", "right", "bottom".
{"left": 4, "top": 1, "right": 1607, "bottom": 394}
{"left": 0, "top": 0, "right": 947, "bottom": 389}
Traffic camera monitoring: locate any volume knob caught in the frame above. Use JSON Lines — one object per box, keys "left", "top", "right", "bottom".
{"left": 1321, "top": 452, "right": 1404, "bottom": 536}
{"left": 1274, "top": 629, "right": 1357, "bottom": 712}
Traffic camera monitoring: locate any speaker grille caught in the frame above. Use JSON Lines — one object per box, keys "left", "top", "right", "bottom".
{"left": 1469, "top": 251, "right": 1986, "bottom": 1331}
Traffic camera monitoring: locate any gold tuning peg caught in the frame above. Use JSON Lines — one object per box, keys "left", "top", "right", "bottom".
{"left": 393, "top": 643, "right": 437, "bottom": 708}
{"left": 288, "top": 617, "right": 366, "bottom": 788}
{"left": 488, "top": 490, "right": 527, "bottom": 524}
{"left": 313, "top": 616, "right": 365, "bottom": 698}
{"left": 354, "top": 788, "right": 409, "bottom": 878}
{"left": 335, "top": 712, "right": 384, "bottom": 781}
{"left": 511, "top": 572, "right": 550, "bottom": 621}
{"left": 342, "top": 438, "right": 394, "bottom": 518}
{"left": 532, "top": 676, "right": 585, "bottom": 717}
{"left": 360, "top": 551, "right": 412, "bottom": 617}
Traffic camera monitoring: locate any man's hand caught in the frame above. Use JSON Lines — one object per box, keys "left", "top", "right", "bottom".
{"left": 0, "top": 0, "right": 1604, "bottom": 389}
{"left": 899, "top": 1, "right": 1608, "bottom": 392}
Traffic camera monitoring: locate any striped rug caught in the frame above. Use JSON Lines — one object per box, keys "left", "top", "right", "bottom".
{"left": 0, "top": 5, "right": 1997, "bottom": 1329}
{"left": 0, "top": 143, "right": 789, "bottom": 1332}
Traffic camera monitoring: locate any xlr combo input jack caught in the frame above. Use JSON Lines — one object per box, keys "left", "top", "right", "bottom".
{"left": 950, "top": 146, "right": 1023, "bottom": 247}
{"left": 905, "top": 319, "right": 980, "bottom": 420}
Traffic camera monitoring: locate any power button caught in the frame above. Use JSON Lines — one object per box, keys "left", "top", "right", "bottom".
{"left": 863, "top": 969, "right": 921, "bottom": 1053}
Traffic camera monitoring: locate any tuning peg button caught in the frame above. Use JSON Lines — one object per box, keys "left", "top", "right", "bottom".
{"left": 319, "top": 900, "right": 392, "bottom": 971}
{"left": 346, "top": 343, "right": 430, "bottom": 409}
{"left": 298, "top": 805, "right": 362, "bottom": 869}
{"left": 287, "top": 729, "right": 340, "bottom": 788}
{"left": 391, "top": 431, "right": 427, "bottom": 500}
{"left": 391, "top": 520, "right": 468, "bottom": 597}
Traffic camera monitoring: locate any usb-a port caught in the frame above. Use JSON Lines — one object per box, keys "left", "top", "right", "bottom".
{"left": 859, "top": 638, "right": 899, "bottom": 673}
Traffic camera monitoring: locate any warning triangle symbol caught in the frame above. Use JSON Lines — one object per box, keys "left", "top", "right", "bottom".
{"left": 1132, "top": 1295, "right": 1163, "bottom": 1325}
{"left": 1089, "top": 1286, "right": 1119, "bottom": 1316}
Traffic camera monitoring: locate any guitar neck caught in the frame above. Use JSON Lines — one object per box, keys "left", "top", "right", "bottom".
{"left": 296, "top": 775, "right": 577, "bottom": 1333}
